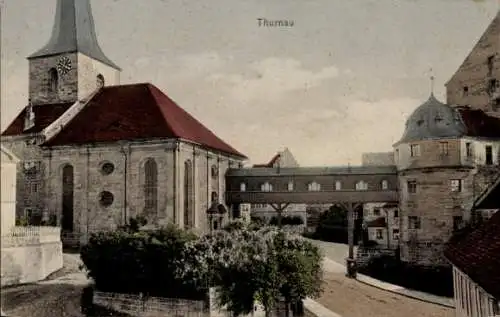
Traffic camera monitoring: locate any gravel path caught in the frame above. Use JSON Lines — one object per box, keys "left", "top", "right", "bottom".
{"left": 315, "top": 271, "right": 454, "bottom": 317}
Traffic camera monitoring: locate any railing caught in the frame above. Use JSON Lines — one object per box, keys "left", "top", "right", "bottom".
{"left": 0, "top": 226, "right": 61, "bottom": 247}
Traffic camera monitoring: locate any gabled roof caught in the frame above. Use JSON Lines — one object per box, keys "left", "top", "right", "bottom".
{"left": 444, "top": 210, "right": 500, "bottom": 299}
{"left": 253, "top": 153, "right": 281, "bottom": 168}
{"left": 1, "top": 102, "right": 73, "bottom": 136}
{"left": 42, "top": 83, "right": 246, "bottom": 158}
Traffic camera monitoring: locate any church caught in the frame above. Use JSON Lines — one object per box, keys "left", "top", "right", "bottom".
{"left": 1, "top": 0, "right": 247, "bottom": 243}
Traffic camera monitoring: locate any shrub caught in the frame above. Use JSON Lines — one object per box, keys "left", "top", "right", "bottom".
{"left": 80, "top": 223, "right": 203, "bottom": 299}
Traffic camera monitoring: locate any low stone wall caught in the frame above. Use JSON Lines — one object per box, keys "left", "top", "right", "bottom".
{"left": 94, "top": 289, "right": 293, "bottom": 317}
{"left": 356, "top": 247, "right": 397, "bottom": 267}
{"left": 0, "top": 226, "right": 63, "bottom": 286}
{"left": 94, "top": 291, "right": 209, "bottom": 317}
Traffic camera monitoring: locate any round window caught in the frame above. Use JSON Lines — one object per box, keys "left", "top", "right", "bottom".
{"left": 99, "top": 191, "right": 114, "bottom": 207}
{"left": 101, "top": 162, "right": 115, "bottom": 175}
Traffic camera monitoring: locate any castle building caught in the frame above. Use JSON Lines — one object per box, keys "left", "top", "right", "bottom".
{"left": 1, "top": 0, "right": 246, "bottom": 243}
{"left": 393, "top": 11, "right": 500, "bottom": 265}
{"left": 446, "top": 10, "right": 500, "bottom": 117}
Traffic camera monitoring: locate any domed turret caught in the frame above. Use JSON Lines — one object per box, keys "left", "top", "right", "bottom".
{"left": 398, "top": 94, "right": 466, "bottom": 144}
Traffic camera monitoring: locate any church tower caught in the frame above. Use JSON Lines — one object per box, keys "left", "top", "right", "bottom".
{"left": 27, "top": 0, "right": 121, "bottom": 106}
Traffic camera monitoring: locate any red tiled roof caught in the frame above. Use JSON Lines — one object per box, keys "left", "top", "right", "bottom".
{"left": 42, "top": 83, "right": 246, "bottom": 158}
{"left": 444, "top": 210, "right": 500, "bottom": 299}
{"left": 458, "top": 108, "right": 500, "bottom": 138}
{"left": 1, "top": 103, "right": 73, "bottom": 136}
{"left": 253, "top": 153, "right": 281, "bottom": 168}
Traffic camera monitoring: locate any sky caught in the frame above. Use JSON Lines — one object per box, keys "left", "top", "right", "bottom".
{"left": 1, "top": 0, "right": 499, "bottom": 166}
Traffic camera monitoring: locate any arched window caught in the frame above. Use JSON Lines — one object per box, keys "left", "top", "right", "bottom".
{"left": 308, "top": 182, "right": 321, "bottom": 191}
{"left": 335, "top": 181, "right": 342, "bottom": 191}
{"left": 184, "top": 160, "right": 194, "bottom": 229}
{"left": 355, "top": 181, "right": 368, "bottom": 191}
{"left": 261, "top": 182, "right": 273, "bottom": 192}
{"left": 144, "top": 159, "right": 158, "bottom": 214}
{"left": 288, "top": 182, "right": 294, "bottom": 191}
{"left": 240, "top": 183, "right": 246, "bottom": 192}
{"left": 381, "top": 180, "right": 389, "bottom": 190}
{"left": 61, "top": 164, "right": 74, "bottom": 232}
{"left": 49, "top": 68, "right": 58, "bottom": 93}
{"left": 96, "top": 74, "right": 105, "bottom": 88}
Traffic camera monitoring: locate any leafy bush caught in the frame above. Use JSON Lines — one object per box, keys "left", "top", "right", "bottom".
{"left": 80, "top": 223, "right": 202, "bottom": 299}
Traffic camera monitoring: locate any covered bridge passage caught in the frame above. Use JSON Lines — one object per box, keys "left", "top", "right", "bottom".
{"left": 225, "top": 165, "right": 399, "bottom": 277}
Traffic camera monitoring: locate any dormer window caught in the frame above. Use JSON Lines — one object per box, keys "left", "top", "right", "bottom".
{"left": 416, "top": 116, "right": 424, "bottom": 126}
{"left": 48, "top": 68, "right": 58, "bottom": 93}
{"left": 24, "top": 100, "right": 35, "bottom": 131}
{"left": 434, "top": 111, "right": 443, "bottom": 122}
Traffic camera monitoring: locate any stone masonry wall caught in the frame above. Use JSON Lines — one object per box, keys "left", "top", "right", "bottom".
{"left": 1, "top": 134, "right": 48, "bottom": 220}
{"left": 77, "top": 53, "right": 120, "bottom": 100}
{"left": 44, "top": 140, "right": 243, "bottom": 236}
{"left": 446, "top": 12, "right": 500, "bottom": 116}
{"left": 29, "top": 53, "right": 120, "bottom": 106}
{"left": 29, "top": 54, "right": 79, "bottom": 105}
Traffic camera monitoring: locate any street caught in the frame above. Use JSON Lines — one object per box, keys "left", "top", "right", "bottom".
{"left": 1, "top": 283, "right": 85, "bottom": 317}
{"left": 0, "top": 243, "right": 455, "bottom": 317}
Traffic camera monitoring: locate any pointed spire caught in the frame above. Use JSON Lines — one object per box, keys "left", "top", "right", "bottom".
{"left": 28, "top": 0, "right": 120, "bottom": 70}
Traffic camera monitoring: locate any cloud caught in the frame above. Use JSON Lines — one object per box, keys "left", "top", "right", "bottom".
{"left": 207, "top": 58, "right": 340, "bottom": 103}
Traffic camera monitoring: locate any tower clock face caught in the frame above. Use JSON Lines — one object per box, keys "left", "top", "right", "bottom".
{"left": 56, "top": 57, "right": 72, "bottom": 76}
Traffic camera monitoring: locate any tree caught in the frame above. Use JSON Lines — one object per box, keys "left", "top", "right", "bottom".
{"left": 176, "top": 222, "right": 323, "bottom": 316}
